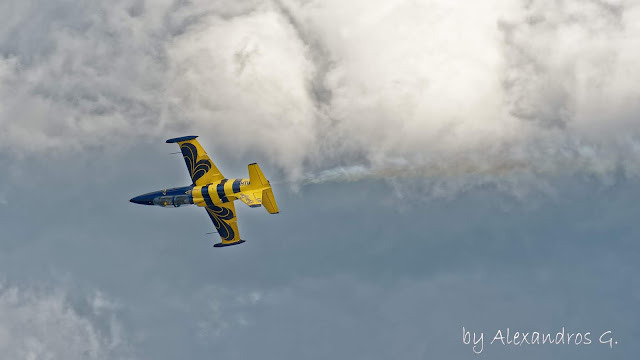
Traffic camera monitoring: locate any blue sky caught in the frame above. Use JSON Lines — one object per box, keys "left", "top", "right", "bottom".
{"left": 1, "top": 1, "right": 639, "bottom": 359}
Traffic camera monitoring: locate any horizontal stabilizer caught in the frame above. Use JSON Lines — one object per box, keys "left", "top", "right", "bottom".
{"left": 238, "top": 191, "right": 262, "bottom": 208}
{"left": 262, "top": 188, "right": 279, "bottom": 214}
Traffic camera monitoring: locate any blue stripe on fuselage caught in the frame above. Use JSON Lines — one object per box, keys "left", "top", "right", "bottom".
{"left": 232, "top": 179, "right": 241, "bottom": 193}
{"left": 201, "top": 185, "right": 215, "bottom": 207}
{"left": 217, "top": 179, "right": 229, "bottom": 203}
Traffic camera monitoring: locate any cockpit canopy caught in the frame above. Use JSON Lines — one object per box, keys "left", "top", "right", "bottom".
{"left": 153, "top": 195, "right": 192, "bottom": 208}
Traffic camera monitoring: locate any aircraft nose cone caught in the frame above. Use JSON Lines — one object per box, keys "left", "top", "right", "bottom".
{"left": 130, "top": 194, "right": 153, "bottom": 205}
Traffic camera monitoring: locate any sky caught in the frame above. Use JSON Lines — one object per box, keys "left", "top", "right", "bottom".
{"left": 0, "top": 0, "right": 639, "bottom": 359}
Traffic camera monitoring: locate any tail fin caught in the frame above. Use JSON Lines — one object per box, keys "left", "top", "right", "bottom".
{"left": 248, "top": 163, "right": 269, "bottom": 188}
{"left": 247, "top": 163, "right": 279, "bottom": 214}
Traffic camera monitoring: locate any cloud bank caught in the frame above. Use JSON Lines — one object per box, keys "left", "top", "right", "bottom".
{"left": 1, "top": 0, "right": 639, "bottom": 192}
{"left": 0, "top": 282, "right": 133, "bottom": 359}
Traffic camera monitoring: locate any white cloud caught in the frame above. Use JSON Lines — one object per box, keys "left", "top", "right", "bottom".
{"left": 1, "top": 0, "right": 639, "bottom": 193}
{"left": 167, "top": 6, "right": 318, "bottom": 179}
{"left": 0, "top": 283, "right": 134, "bottom": 360}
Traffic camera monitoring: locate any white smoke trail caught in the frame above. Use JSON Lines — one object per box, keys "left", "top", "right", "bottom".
{"left": 300, "top": 159, "right": 529, "bottom": 185}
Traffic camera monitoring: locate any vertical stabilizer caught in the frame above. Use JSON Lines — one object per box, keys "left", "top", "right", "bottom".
{"left": 248, "top": 163, "right": 269, "bottom": 187}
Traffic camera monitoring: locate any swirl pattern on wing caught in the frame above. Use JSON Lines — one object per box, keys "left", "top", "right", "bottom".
{"left": 205, "top": 205, "right": 235, "bottom": 241}
{"left": 180, "top": 143, "right": 212, "bottom": 184}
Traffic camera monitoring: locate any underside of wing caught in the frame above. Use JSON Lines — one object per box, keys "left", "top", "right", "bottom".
{"left": 204, "top": 201, "right": 244, "bottom": 247}
{"left": 167, "top": 136, "right": 224, "bottom": 186}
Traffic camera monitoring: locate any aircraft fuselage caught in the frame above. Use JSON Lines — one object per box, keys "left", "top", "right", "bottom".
{"left": 130, "top": 178, "right": 257, "bottom": 208}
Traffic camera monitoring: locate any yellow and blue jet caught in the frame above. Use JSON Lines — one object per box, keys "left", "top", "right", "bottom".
{"left": 130, "top": 136, "right": 279, "bottom": 247}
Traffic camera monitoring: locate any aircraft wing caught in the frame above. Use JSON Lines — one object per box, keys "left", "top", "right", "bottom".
{"left": 205, "top": 202, "right": 245, "bottom": 247}
{"left": 166, "top": 136, "right": 224, "bottom": 186}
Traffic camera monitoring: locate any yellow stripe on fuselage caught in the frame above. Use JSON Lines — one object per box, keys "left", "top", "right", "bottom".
{"left": 224, "top": 179, "right": 235, "bottom": 199}
{"left": 210, "top": 183, "right": 223, "bottom": 204}
{"left": 239, "top": 178, "right": 251, "bottom": 192}
{"left": 191, "top": 186, "right": 205, "bottom": 206}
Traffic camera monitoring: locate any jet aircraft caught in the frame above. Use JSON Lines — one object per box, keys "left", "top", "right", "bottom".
{"left": 130, "top": 136, "right": 279, "bottom": 247}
